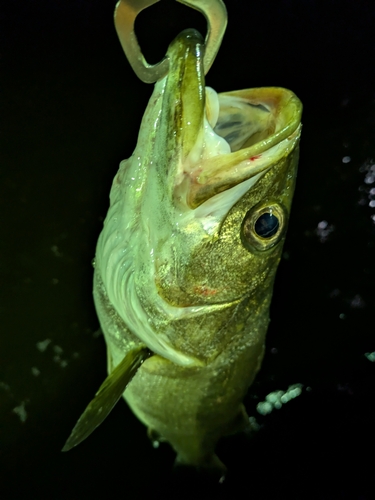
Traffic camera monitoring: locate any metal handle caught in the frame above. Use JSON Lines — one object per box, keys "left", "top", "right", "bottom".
{"left": 114, "top": 0, "right": 227, "bottom": 83}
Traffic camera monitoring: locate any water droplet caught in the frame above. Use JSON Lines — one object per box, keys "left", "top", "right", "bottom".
{"left": 12, "top": 401, "right": 28, "bottom": 423}
{"left": 36, "top": 339, "right": 52, "bottom": 352}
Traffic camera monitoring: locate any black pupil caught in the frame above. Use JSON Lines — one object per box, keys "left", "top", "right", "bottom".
{"left": 254, "top": 213, "right": 279, "bottom": 238}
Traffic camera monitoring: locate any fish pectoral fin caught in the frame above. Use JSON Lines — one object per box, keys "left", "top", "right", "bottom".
{"left": 62, "top": 345, "right": 151, "bottom": 452}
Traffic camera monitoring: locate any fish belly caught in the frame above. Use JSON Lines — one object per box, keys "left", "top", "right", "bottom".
{"left": 125, "top": 340, "right": 264, "bottom": 466}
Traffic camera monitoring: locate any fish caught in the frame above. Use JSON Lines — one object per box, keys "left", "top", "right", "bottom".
{"left": 63, "top": 28, "right": 302, "bottom": 470}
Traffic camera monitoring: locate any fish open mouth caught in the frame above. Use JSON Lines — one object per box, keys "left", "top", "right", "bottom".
{"left": 177, "top": 85, "right": 302, "bottom": 211}
{"left": 162, "top": 30, "right": 302, "bottom": 212}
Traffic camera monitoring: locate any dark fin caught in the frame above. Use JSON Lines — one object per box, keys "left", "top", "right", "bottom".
{"left": 62, "top": 345, "right": 151, "bottom": 452}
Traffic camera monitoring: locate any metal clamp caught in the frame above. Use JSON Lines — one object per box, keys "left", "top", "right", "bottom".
{"left": 114, "top": 0, "right": 227, "bottom": 83}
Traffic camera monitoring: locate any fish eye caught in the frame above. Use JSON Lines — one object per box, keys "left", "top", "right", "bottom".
{"left": 254, "top": 212, "right": 279, "bottom": 238}
{"left": 241, "top": 203, "right": 287, "bottom": 252}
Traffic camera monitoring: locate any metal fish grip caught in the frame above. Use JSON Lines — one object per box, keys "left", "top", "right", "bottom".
{"left": 114, "top": 0, "right": 227, "bottom": 83}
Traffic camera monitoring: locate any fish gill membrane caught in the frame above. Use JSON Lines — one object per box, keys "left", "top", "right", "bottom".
{"left": 63, "top": 29, "right": 302, "bottom": 473}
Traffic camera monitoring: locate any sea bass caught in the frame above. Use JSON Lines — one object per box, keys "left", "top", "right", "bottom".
{"left": 63, "top": 29, "right": 302, "bottom": 469}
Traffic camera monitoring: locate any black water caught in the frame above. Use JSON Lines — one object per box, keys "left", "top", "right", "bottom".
{"left": 1, "top": 1, "right": 375, "bottom": 498}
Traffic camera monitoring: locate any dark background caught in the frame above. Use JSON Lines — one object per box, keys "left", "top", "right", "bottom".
{"left": 1, "top": 0, "right": 375, "bottom": 498}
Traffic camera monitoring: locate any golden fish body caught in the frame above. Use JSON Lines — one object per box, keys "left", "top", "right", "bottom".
{"left": 91, "top": 29, "right": 302, "bottom": 468}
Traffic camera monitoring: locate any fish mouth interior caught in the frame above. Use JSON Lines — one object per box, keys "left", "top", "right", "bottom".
{"left": 215, "top": 101, "right": 275, "bottom": 152}
{"left": 178, "top": 86, "right": 302, "bottom": 210}
{"left": 213, "top": 87, "right": 300, "bottom": 153}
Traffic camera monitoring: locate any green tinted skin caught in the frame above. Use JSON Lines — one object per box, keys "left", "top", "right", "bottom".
{"left": 123, "top": 152, "right": 299, "bottom": 468}
{"left": 88, "top": 29, "right": 302, "bottom": 469}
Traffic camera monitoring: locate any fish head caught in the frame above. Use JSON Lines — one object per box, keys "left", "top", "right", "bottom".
{"left": 95, "top": 29, "right": 302, "bottom": 365}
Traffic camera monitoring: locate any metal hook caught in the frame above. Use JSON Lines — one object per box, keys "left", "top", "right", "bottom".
{"left": 114, "top": 0, "right": 227, "bottom": 83}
